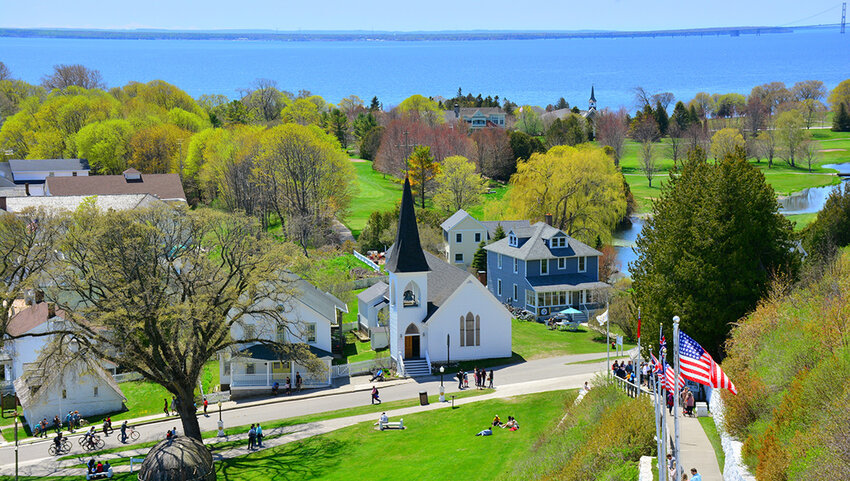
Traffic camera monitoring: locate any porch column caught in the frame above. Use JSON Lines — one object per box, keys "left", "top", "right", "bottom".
{"left": 266, "top": 362, "right": 270, "bottom": 387}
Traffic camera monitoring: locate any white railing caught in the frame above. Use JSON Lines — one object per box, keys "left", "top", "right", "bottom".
{"left": 113, "top": 372, "right": 143, "bottom": 383}
{"left": 397, "top": 349, "right": 406, "bottom": 377}
{"left": 331, "top": 357, "right": 393, "bottom": 378}
{"left": 229, "top": 372, "right": 292, "bottom": 387}
{"left": 353, "top": 250, "right": 380, "bottom": 272}
{"left": 424, "top": 349, "right": 432, "bottom": 374}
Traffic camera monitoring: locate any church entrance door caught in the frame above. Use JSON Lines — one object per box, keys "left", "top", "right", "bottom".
{"left": 404, "top": 335, "right": 420, "bottom": 359}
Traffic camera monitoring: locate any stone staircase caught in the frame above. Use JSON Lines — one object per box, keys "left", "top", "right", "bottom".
{"left": 402, "top": 359, "right": 431, "bottom": 377}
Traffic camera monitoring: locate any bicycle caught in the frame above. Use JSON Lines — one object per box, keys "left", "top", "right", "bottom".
{"left": 82, "top": 435, "right": 105, "bottom": 451}
{"left": 48, "top": 438, "right": 72, "bottom": 456}
{"left": 120, "top": 427, "right": 140, "bottom": 443}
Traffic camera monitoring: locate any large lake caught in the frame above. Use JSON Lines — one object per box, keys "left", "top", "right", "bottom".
{"left": 1, "top": 30, "right": 849, "bottom": 107}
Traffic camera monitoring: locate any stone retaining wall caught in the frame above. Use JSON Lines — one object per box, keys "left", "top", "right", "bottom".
{"left": 708, "top": 388, "right": 757, "bottom": 481}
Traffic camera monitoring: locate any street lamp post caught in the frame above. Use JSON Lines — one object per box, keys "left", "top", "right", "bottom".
{"left": 217, "top": 401, "right": 224, "bottom": 437}
{"left": 439, "top": 366, "right": 446, "bottom": 402}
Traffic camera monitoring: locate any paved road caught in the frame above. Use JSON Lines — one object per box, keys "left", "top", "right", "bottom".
{"left": 0, "top": 351, "right": 623, "bottom": 471}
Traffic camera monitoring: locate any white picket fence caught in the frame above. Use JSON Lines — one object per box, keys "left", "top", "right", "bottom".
{"left": 352, "top": 250, "right": 381, "bottom": 272}
{"left": 331, "top": 357, "right": 393, "bottom": 378}
{"left": 113, "top": 372, "right": 144, "bottom": 383}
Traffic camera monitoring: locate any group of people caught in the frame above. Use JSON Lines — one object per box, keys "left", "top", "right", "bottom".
{"left": 164, "top": 396, "right": 179, "bottom": 417}
{"left": 666, "top": 454, "right": 702, "bottom": 481}
{"left": 611, "top": 360, "right": 636, "bottom": 383}
{"left": 247, "top": 423, "right": 264, "bottom": 449}
{"left": 85, "top": 459, "right": 113, "bottom": 479}
{"left": 271, "top": 372, "right": 303, "bottom": 395}
{"left": 165, "top": 426, "right": 179, "bottom": 440}
{"left": 663, "top": 386, "right": 696, "bottom": 416}
{"left": 476, "top": 413, "right": 519, "bottom": 436}
{"left": 456, "top": 367, "right": 493, "bottom": 390}
{"left": 64, "top": 410, "right": 83, "bottom": 432}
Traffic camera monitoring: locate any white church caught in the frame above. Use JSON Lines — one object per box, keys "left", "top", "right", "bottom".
{"left": 383, "top": 178, "right": 512, "bottom": 375}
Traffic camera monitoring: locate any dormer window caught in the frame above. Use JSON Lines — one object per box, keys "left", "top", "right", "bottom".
{"left": 551, "top": 237, "right": 566, "bottom": 248}
{"left": 509, "top": 234, "right": 517, "bottom": 247}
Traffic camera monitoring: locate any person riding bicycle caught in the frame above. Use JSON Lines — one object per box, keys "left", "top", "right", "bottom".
{"left": 53, "top": 431, "right": 63, "bottom": 450}
{"left": 83, "top": 426, "right": 97, "bottom": 448}
{"left": 120, "top": 420, "right": 128, "bottom": 443}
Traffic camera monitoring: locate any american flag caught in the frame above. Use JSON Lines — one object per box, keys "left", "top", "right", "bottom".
{"left": 678, "top": 331, "right": 737, "bottom": 395}
{"left": 664, "top": 362, "right": 686, "bottom": 391}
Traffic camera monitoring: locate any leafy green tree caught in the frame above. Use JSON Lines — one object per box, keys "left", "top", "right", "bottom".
{"left": 128, "top": 124, "right": 191, "bottom": 173}
{"left": 827, "top": 78, "right": 850, "bottom": 111}
{"left": 407, "top": 145, "right": 440, "bottom": 208}
{"left": 167, "top": 107, "right": 208, "bottom": 132}
{"left": 545, "top": 115, "right": 586, "bottom": 147}
{"left": 515, "top": 105, "right": 543, "bottom": 135}
{"left": 508, "top": 130, "right": 545, "bottom": 162}
{"left": 631, "top": 147, "right": 797, "bottom": 359}
{"left": 397, "top": 94, "right": 442, "bottom": 125}
{"left": 75, "top": 119, "right": 134, "bottom": 174}
{"left": 46, "top": 204, "right": 320, "bottom": 441}
{"left": 471, "top": 241, "right": 488, "bottom": 273}
{"left": 509, "top": 145, "right": 627, "bottom": 245}
{"left": 710, "top": 128, "right": 745, "bottom": 160}
{"left": 0, "top": 61, "right": 10, "bottom": 81}
{"left": 832, "top": 102, "right": 850, "bottom": 132}
{"left": 281, "top": 98, "right": 322, "bottom": 126}
{"left": 776, "top": 109, "right": 808, "bottom": 167}
{"left": 433, "top": 155, "right": 486, "bottom": 213}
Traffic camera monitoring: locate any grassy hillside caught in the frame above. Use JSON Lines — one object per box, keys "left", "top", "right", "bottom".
{"left": 721, "top": 249, "right": 850, "bottom": 479}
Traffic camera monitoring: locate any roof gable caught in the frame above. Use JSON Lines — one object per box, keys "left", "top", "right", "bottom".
{"left": 485, "top": 222, "right": 602, "bottom": 260}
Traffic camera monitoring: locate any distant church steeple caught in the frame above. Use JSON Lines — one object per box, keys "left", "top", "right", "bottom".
{"left": 589, "top": 86, "right": 597, "bottom": 111}
{"left": 385, "top": 177, "right": 430, "bottom": 273}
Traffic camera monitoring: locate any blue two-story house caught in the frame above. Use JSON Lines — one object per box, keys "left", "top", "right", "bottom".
{"left": 484, "top": 222, "right": 607, "bottom": 319}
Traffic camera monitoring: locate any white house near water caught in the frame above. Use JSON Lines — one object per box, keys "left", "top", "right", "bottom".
{"left": 219, "top": 273, "right": 348, "bottom": 398}
{"left": 384, "top": 179, "right": 512, "bottom": 376}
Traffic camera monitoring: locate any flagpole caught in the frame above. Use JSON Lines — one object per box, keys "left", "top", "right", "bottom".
{"left": 606, "top": 301, "right": 610, "bottom": 379}
{"left": 637, "top": 307, "right": 641, "bottom": 381}
{"left": 652, "top": 356, "right": 663, "bottom": 479}
{"left": 673, "top": 316, "right": 683, "bottom": 481}
{"left": 659, "top": 322, "right": 667, "bottom": 480}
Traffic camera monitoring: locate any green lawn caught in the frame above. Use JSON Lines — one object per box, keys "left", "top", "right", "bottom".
{"left": 213, "top": 390, "right": 570, "bottom": 481}
{"left": 344, "top": 161, "right": 402, "bottom": 237}
{"left": 786, "top": 212, "right": 818, "bottom": 231}
{"left": 698, "top": 416, "right": 725, "bottom": 474}
{"left": 512, "top": 318, "right": 636, "bottom": 360}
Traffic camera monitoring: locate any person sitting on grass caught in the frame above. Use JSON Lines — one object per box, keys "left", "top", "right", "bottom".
{"left": 502, "top": 416, "right": 519, "bottom": 430}
{"left": 492, "top": 415, "right": 502, "bottom": 427}
{"left": 475, "top": 427, "right": 493, "bottom": 436}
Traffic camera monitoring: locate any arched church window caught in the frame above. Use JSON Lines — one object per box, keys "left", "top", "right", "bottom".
{"left": 461, "top": 312, "right": 480, "bottom": 347}
{"left": 405, "top": 324, "right": 419, "bottom": 335}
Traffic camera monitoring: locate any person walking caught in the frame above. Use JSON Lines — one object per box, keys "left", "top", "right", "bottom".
{"left": 247, "top": 424, "right": 256, "bottom": 450}
{"left": 120, "top": 421, "right": 128, "bottom": 444}
{"left": 164, "top": 398, "right": 170, "bottom": 417}
{"left": 457, "top": 370, "right": 463, "bottom": 390}
{"left": 256, "top": 423, "right": 263, "bottom": 448}
{"left": 296, "top": 372, "right": 303, "bottom": 392}
{"left": 203, "top": 397, "right": 208, "bottom": 416}
{"left": 488, "top": 369, "right": 494, "bottom": 389}
{"left": 170, "top": 396, "right": 177, "bottom": 416}
{"left": 371, "top": 386, "right": 381, "bottom": 404}
{"left": 53, "top": 415, "right": 61, "bottom": 434}
{"left": 689, "top": 468, "right": 702, "bottom": 481}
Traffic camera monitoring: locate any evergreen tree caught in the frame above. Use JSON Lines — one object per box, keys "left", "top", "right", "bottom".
{"left": 832, "top": 102, "right": 850, "bottom": 132}
{"left": 369, "top": 96, "right": 380, "bottom": 112}
{"left": 801, "top": 183, "right": 850, "bottom": 259}
{"left": 672, "top": 101, "right": 690, "bottom": 130}
{"left": 688, "top": 104, "right": 700, "bottom": 124}
{"left": 471, "top": 240, "right": 488, "bottom": 272}
{"left": 631, "top": 147, "right": 797, "bottom": 359}
{"left": 654, "top": 101, "right": 669, "bottom": 136}
{"left": 492, "top": 224, "right": 506, "bottom": 241}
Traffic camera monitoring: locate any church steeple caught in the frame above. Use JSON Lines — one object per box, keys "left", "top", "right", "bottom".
{"left": 385, "top": 177, "right": 430, "bottom": 273}
{"left": 589, "top": 86, "right": 597, "bottom": 110}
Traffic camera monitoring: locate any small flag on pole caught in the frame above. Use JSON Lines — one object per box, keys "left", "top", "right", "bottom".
{"left": 596, "top": 310, "right": 608, "bottom": 326}
{"left": 678, "top": 331, "right": 737, "bottom": 395}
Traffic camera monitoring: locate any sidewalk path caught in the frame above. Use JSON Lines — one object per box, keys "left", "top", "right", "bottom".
{"left": 0, "top": 372, "right": 595, "bottom": 477}
{"left": 662, "top": 408, "right": 723, "bottom": 480}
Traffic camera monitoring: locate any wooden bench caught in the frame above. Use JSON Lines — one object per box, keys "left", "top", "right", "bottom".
{"left": 86, "top": 471, "right": 112, "bottom": 480}
{"left": 379, "top": 418, "right": 404, "bottom": 430}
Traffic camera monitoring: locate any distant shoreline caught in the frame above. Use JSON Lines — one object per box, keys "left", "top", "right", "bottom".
{"left": 0, "top": 25, "right": 834, "bottom": 42}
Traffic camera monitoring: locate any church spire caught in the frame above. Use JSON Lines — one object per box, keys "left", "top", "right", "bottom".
{"left": 590, "top": 85, "right": 596, "bottom": 102}
{"left": 385, "top": 177, "right": 430, "bottom": 273}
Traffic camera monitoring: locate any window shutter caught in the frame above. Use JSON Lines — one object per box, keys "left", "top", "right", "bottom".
{"left": 460, "top": 316, "right": 465, "bottom": 347}
{"left": 475, "top": 315, "right": 481, "bottom": 346}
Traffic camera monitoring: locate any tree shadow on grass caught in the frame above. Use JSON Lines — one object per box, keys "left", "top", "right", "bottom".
{"left": 216, "top": 436, "right": 345, "bottom": 481}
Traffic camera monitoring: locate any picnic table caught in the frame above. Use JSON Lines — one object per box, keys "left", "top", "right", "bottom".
{"left": 555, "top": 320, "right": 580, "bottom": 332}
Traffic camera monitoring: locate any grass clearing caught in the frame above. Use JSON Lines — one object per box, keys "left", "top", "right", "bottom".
{"left": 213, "top": 390, "right": 571, "bottom": 481}
{"left": 698, "top": 416, "right": 725, "bottom": 473}
{"left": 344, "top": 161, "right": 402, "bottom": 238}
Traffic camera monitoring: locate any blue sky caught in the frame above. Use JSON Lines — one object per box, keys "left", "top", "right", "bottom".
{"left": 0, "top": 0, "right": 844, "bottom": 31}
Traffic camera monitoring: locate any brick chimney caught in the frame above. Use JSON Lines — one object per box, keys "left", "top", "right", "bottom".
{"left": 544, "top": 213, "right": 553, "bottom": 226}
{"left": 477, "top": 270, "right": 487, "bottom": 286}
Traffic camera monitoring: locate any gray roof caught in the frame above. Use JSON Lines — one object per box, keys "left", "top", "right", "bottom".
{"left": 357, "top": 281, "right": 389, "bottom": 303}
{"left": 282, "top": 273, "right": 348, "bottom": 322}
{"left": 5, "top": 194, "right": 163, "bottom": 213}
{"left": 480, "top": 219, "right": 531, "bottom": 238}
{"left": 0, "top": 163, "right": 16, "bottom": 187}
{"left": 424, "top": 252, "right": 473, "bottom": 313}
{"left": 440, "top": 209, "right": 477, "bottom": 231}
{"left": 527, "top": 276, "right": 609, "bottom": 293}
{"left": 484, "top": 222, "right": 602, "bottom": 260}
{"left": 8, "top": 159, "right": 89, "bottom": 174}
{"left": 235, "top": 342, "right": 333, "bottom": 360}
{"left": 13, "top": 360, "right": 125, "bottom": 409}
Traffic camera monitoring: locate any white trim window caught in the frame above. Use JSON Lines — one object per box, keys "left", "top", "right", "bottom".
{"left": 513, "top": 284, "right": 518, "bottom": 301}
{"left": 513, "top": 258, "right": 518, "bottom": 274}
{"left": 456, "top": 233, "right": 463, "bottom": 243}
{"left": 509, "top": 234, "right": 517, "bottom": 247}
{"left": 497, "top": 279, "right": 502, "bottom": 297}
{"left": 552, "top": 237, "right": 566, "bottom": 248}
{"left": 578, "top": 256, "right": 586, "bottom": 273}
{"left": 558, "top": 257, "right": 566, "bottom": 269}
{"left": 455, "top": 253, "right": 464, "bottom": 263}
{"left": 475, "top": 232, "right": 482, "bottom": 243}
{"left": 497, "top": 254, "right": 502, "bottom": 269}
{"left": 540, "top": 259, "right": 549, "bottom": 275}
{"left": 304, "top": 323, "right": 317, "bottom": 343}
